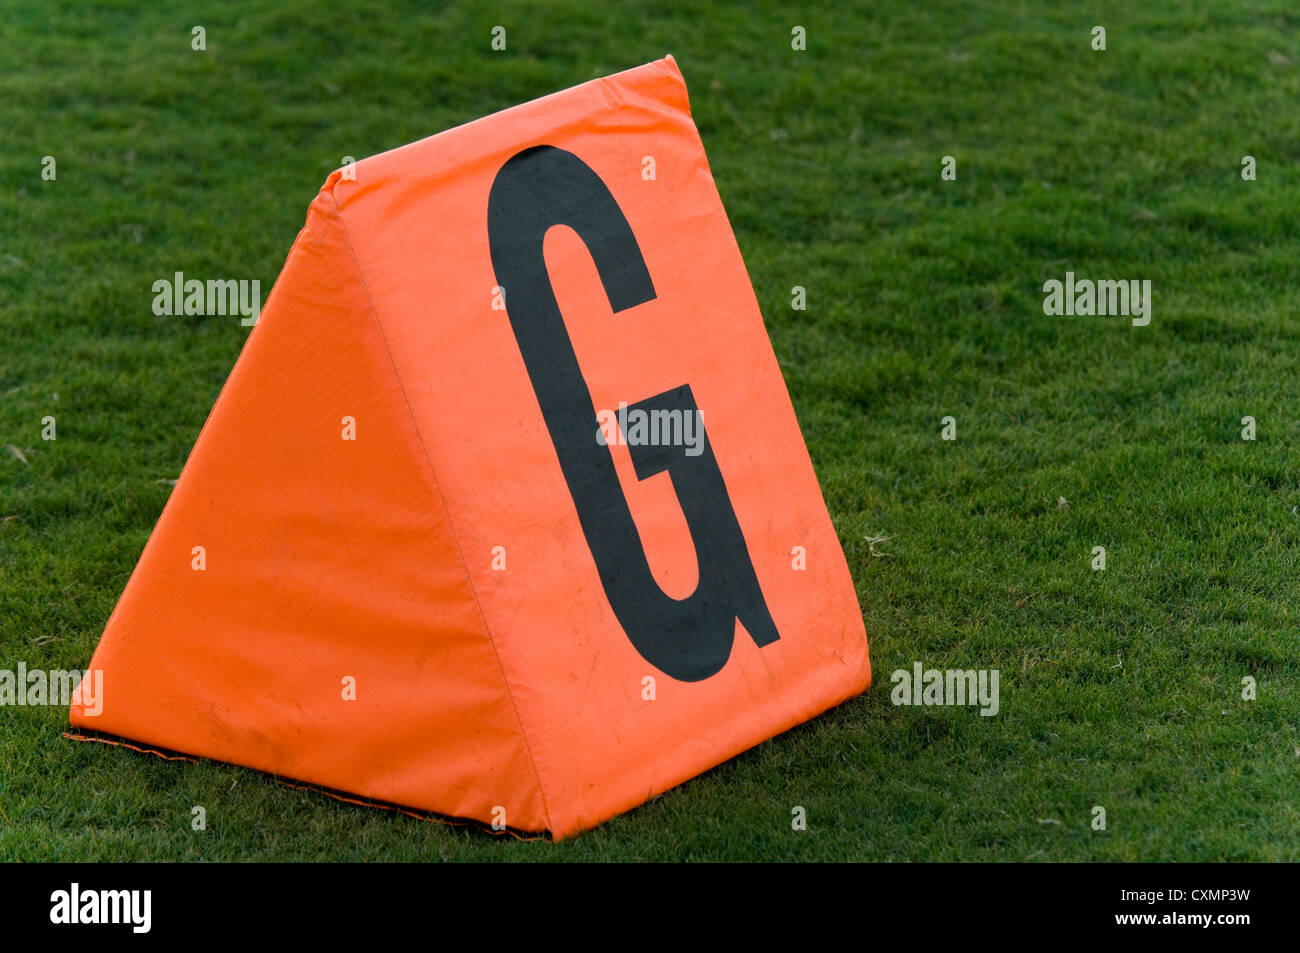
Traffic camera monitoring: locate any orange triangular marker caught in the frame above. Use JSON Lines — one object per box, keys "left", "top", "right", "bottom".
{"left": 72, "top": 56, "right": 870, "bottom": 839}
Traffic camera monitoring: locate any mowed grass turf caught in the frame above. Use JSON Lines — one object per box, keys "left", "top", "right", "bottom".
{"left": 3, "top": 0, "right": 1299, "bottom": 861}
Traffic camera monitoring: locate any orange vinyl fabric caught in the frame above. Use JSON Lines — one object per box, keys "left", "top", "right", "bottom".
{"left": 71, "top": 55, "right": 870, "bottom": 839}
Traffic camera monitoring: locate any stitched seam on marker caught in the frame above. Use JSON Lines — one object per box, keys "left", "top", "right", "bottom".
{"left": 326, "top": 189, "right": 556, "bottom": 835}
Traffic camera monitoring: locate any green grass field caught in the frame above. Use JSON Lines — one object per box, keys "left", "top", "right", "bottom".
{"left": 3, "top": 0, "right": 1299, "bottom": 861}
